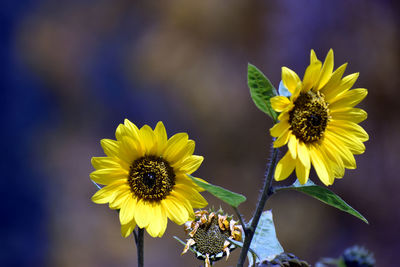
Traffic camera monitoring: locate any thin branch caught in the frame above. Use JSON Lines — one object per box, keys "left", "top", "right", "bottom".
{"left": 237, "top": 147, "right": 279, "bottom": 267}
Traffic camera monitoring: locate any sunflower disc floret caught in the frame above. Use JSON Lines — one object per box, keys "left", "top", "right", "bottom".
{"left": 90, "top": 119, "right": 208, "bottom": 238}
{"left": 181, "top": 209, "right": 243, "bottom": 267}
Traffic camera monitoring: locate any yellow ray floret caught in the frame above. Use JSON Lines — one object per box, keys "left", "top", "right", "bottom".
{"left": 270, "top": 49, "right": 368, "bottom": 186}
{"left": 90, "top": 119, "right": 208, "bottom": 238}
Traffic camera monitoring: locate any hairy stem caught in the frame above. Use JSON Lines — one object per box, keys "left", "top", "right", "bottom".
{"left": 237, "top": 147, "right": 279, "bottom": 267}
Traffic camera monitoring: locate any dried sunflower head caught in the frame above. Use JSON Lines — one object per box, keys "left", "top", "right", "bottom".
{"left": 181, "top": 209, "right": 243, "bottom": 267}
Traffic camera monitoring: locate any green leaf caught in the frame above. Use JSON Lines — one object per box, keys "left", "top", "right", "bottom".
{"left": 187, "top": 174, "right": 246, "bottom": 208}
{"left": 248, "top": 63, "right": 278, "bottom": 121}
{"left": 278, "top": 180, "right": 368, "bottom": 224}
{"left": 248, "top": 210, "right": 284, "bottom": 266}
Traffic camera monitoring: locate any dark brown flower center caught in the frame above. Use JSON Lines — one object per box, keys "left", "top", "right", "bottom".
{"left": 193, "top": 217, "right": 230, "bottom": 256}
{"left": 128, "top": 156, "right": 175, "bottom": 202}
{"left": 289, "top": 90, "right": 329, "bottom": 143}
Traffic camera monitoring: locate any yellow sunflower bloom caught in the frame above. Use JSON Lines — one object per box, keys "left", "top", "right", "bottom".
{"left": 90, "top": 119, "right": 208, "bottom": 238}
{"left": 270, "top": 49, "right": 368, "bottom": 186}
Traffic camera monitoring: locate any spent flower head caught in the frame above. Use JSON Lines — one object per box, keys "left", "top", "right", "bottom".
{"left": 181, "top": 209, "right": 243, "bottom": 267}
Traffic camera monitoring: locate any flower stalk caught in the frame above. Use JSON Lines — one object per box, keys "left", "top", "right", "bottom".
{"left": 136, "top": 228, "right": 144, "bottom": 267}
{"left": 237, "top": 146, "right": 279, "bottom": 267}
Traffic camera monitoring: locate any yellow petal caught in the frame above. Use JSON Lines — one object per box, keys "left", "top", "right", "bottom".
{"left": 302, "top": 60, "right": 322, "bottom": 92}
{"left": 297, "top": 141, "right": 310, "bottom": 169}
{"left": 90, "top": 168, "right": 128, "bottom": 185}
{"left": 295, "top": 159, "right": 310, "bottom": 185}
{"left": 278, "top": 110, "right": 289, "bottom": 121}
{"left": 162, "top": 196, "right": 189, "bottom": 225}
{"left": 154, "top": 121, "right": 168, "bottom": 155}
{"left": 320, "top": 63, "right": 347, "bottom": 98}
{"left": 324, "top": 72, "right": 359, "bottom": 101}
{"left": 139, "top": 125, "right": 157, "bottom": 155}
{"left": 119, "top": 195, "right": 137, "bottom": 225}
{"left": 320, "top": 142, "right": 344, "bottom": 178}
{"left": 274, "top": 151, "right": 296, "bottom": 181}
{"left": 270, "top": 120, "right": 290, "bottom": 138}
{"left": 309, "top": 144, "right": 331, "bottom": 186}
{"left": 170, "top": 192, "right": 195, "bottom": 220}
{"left": 91, "top": 157, "right": 122, "bottom": 170}
{"left": 145, "top": 204, "right": 163, "bottom": 237}
{"left": 173, "top": 184, "right": 208, "bottom": 208}
{"left": 326, "top": 126, "right": 366, "bottom": 154}
{"left": 100, "top": 139, "right": 122, "bottom": 159}
{"left": 123, "top": 119, "right": 142, "bottom": 142}
{"left": 175, "top": 174, "right": 206, "bottom": 192}
{"left": 171, "top": 140, "right": 195, "bottom": 168}
{"left": 115, "top": 124, "right": 131, "bottom": 141}
{"left": 273, "top": 128, "right": 291, "bottom": 148}
{"left": 270, "top": 96, "right": 291, "bottom": 112}
{"left": 121, "top": 219, "right": 136, "bottom": 238}
{"left": 134, "top": 199, "right": 152, "bottom": 228}
{"left": 157, "top": 206, "right": 168, "bottom": 237}
{"left": 328, "top": 120, "right": 369, "bottom": 142}
{"left": 328, "top": 88, "right": 368, "bottom": 109}
{"left": 310, "top": 49, "right": 321, "bottom": 65}
{"left": 288, "top": 134, "right": 297, "bottom": 159}
{"left": 120, "top": 136, "right": 144, "bottom": 162}
{"left": 177, "top": 155, "right": 204, "bottom": 174}
{"left": 290, "top": 83, "right": 302, "bottom": 100}
{"left": 324, "top": 134, "right": 356, "bottom": 169}
{"left": 318, "top": 147, "right": 336, "bottom": 184}
{"left": 163, "top": 133, "right": 189, "bottom": 164}
{"left": 282, "top": 67, "right": 301, "bottom": 93}
{"left": 315, "top": 49, "right": 334, "bottom": 90}
{"left": 91, "top": 181, "right": 128, "bottom": 204}
{"left": 330, "top": 108, "right": 367, "bottom": 123}
{"left": 109, "top": 190, "right": 130, "bottom": 210}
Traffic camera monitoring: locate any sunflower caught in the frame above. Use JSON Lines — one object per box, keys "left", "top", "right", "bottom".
{"left": 270, "top": 49, "right": 368, "bottom": 186}
{"left": 90, "top": 119, "right": 208, "bottom": 238}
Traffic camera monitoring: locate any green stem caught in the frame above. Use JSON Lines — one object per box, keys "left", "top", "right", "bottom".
{"left": 237, "top": 147, "right": 279, "bottom": 267}
{"left": 137, "top": 228, "right": 144, "bottom": 267}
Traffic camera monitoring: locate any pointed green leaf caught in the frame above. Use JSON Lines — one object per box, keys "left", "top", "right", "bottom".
{"left": 187, "top": 174, "right": 246, "bottom": 208}
{"left": 248, "top": 64, "right": 278, "bottom": 121}
{"left": 247, "top": 210, "right": 284, "bottom": 266}
{"left": 277, "top": 180, "right": 368, "bottom": 224}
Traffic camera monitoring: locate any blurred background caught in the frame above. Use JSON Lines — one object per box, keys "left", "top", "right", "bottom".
{"left": 1, "top": 0, "right": 399, "bottom": 266}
